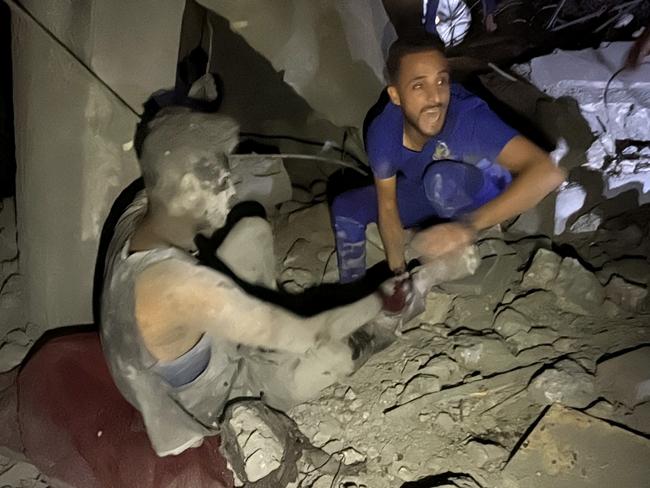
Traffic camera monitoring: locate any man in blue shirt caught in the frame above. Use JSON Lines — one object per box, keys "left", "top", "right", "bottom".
{"left": 331, "top": 37, "right": 566, "bottom": 283}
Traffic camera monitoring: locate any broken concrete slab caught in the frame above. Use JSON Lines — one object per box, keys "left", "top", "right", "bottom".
{"left": 502, "top": 404, "right": 650, "bottom": 488}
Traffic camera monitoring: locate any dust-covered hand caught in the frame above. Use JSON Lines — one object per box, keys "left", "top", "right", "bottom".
{"left": 409, "top": 222, "right": 476, "bottom": 261}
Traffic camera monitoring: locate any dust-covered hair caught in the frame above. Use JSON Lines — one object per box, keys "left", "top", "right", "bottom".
{"left": 385, "top": 35, "right": 446, "bottom": 84}
{"left": 137, "top": 107, "right": 239, "bottom": 196}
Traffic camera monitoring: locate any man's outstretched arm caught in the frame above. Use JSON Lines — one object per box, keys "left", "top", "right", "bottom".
{"left": 135, "top": 260, "right": 382, "bottom": 356}
{"left": 411, "top": 135, "right": 566, "bottom": 259}
{"left": 468, "top": 135, "right": 566, "bottom": 231}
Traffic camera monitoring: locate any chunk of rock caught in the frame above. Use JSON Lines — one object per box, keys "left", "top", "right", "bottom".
{"left": 527, "top": 359, "right": 596, "bottom": 408}
{"left": 228, "top": 404, "right": 284, "bottom": 482}
{"left": 604, "top": 275, "right": 648, "bottom": 312}
{"left": 551, "top": 257, "right": 605, "bottom": 315}
{"left": 493, "top": 308, "right": 532, "bottom": 338}
{"left": 419, "top": 291, "right": 455, "bottom": 326}
{"left": 464, "top": 441, "right": 508, "bottom": 469}
{"left": 452, "top": 338, "right": 516, "bottom": 375}
{"left": 446, "top": 296, "right": 494, "bottom": 331}
{"left": 520, "top": 248, "right": 561, "bottom": 290}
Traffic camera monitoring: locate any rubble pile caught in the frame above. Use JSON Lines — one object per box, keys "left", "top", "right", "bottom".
{"left": 224, "top": 199, "right": 650, "bottom": 488}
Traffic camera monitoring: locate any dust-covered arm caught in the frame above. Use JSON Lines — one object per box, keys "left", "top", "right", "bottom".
{"left": 376, "top": 175, "right": 407, "bottom": 273}
{"left": 135, "top": 259, "right": 382, "bottom": 354}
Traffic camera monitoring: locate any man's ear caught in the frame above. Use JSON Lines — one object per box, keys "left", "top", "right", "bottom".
{"left": 387, "top": 85, "right": 401, "bottom": 106}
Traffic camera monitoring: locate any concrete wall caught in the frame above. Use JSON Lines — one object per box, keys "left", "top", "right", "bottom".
{"left": 10, "top": 1, "right": 184, "bottom": 328}
{"left": 198, "top": 0, "right": 395, "bottom": 130}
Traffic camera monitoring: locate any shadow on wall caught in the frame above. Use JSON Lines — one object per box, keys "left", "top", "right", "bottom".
{"left": 199, "top": 3, "right": 385, "bottom": 137}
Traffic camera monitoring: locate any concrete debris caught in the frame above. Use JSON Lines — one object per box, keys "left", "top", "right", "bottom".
{"left": 503, "top": 405, "right": 650, "bottom": 487}
{"left": 603, "top": 275, "right": 648, "bottom": 312}
{"left": 464, "top": 441, "right": 508, "bottom": 470}
{"left": 595, "top": 346, "right": 650, "bottom": 409}
{"left": 446, "top": 296, "right": 495, "bottom": 331}
{"left": 493, "top": 308, "right": 531, "bottom": 338}
{"left": 452, "top": 338, "right": 516, "bottom": 375}
{"left": 228, "top": 155, "right": 292, "bottom": 215}
{"left": 0, "top": 448, "right": 49, "bottom": 488}
{"left": 527, "top": 359, "right": 596, "bottom": 408}
{"left": 516, "top": 42, "right": 650, "bottom": 230}
{"left": 520, "top": 248, "right": 561, "bottom": 291}
{"left": 550, "top": 257, "right": 605, "bottom": 315}
{"left": 228, "top": 404, "right": 284, "bottom": 482}
{"left": 419, "top": 291, "right": 455, "bottom": 326}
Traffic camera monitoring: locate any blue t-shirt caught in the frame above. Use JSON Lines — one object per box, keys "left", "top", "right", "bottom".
{"left": 366, "top": 83, "right": 518, "bottom": 182}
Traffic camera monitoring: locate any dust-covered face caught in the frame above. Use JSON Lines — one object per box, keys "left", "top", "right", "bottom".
{"left": 167, "top": 151, "right": 236, "bottom": 231}
{"left": 141, "top": 110, "right": 240, "bottom": 232}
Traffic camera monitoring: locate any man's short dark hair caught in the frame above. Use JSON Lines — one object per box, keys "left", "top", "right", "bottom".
{"left": 385, "top": 35, "right": 446, "bottom": 85}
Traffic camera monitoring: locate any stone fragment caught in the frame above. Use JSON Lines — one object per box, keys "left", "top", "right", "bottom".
{"left": 527, "top": 359, "right": 596, "bottom": 408}
{"left": 464, "top": 441, "right": 508, "bottom": 469}
{"left": 595, "top": 346, "right": 650, "bottom": 409}
{"left": 341, "top": 447, "right": 366, "bottom": 465}
{"left": 446, "top": 296, "right": 494, "bottom": 331}
{"left": 434, "top": 412, "right": 456, "bottom": 432}
{"left": 452, "top": 338, "right": 516, "bottom": 375}
{"left": 550, "top": 257, "right": 605, "bottom": 315}
{"left": 520, "top": 248, "right": 561, "bottom": 290}
{"left": 493, "top": 308, "right": 531, "bottom": 338}
{"left": 228, "top": 404, "right": 284, "bottom": 482}
{"left": 419, "top": 292, "right": 455, "bottom": 326}
{"left": 603, "top": 275, "right": 648, "bottom": 312}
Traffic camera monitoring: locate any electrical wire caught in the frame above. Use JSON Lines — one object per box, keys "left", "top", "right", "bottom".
{"left": 240, "top": 131, "right": 367, "bottom": 168}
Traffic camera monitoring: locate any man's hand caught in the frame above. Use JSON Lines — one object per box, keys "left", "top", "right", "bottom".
{"left": 379, "top": 272, "right": 413, "bottom": 314}
{"left": 409, "top": 222, "right": 476, "bottom": 260}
